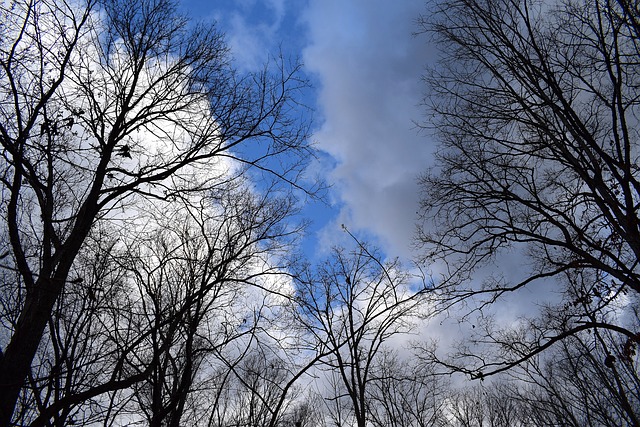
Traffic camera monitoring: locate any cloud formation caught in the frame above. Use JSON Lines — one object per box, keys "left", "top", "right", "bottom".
{"left": 206, "top": 0, "right": 298, "bottom": 72}
{"left": 302, "top": 0, "right": 436, "bottom": 258}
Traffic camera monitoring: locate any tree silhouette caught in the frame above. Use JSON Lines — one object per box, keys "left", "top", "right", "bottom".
{"left": 417, "top": 0, "right": 640, "bottom": 380}
{"left": 0, "top": 0, "right": 313, "bottom": 422}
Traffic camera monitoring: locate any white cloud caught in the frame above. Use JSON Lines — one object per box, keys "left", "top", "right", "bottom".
{"left": 220, "top": 0, "right": 289, "bottom": 71}
{"left": 303, "top": 0, "right": 436, "bottom": 258}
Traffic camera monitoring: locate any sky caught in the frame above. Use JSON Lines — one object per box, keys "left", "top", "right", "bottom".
{"left": 173, "top": 1, "right": 573, "bottom": 367}
{"left": 178, "top": 0, "right": 437, "bottom": 262}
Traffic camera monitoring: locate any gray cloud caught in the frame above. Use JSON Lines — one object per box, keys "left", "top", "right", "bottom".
{"left": 302, "top": 0, "right": 436, "bottom": 258}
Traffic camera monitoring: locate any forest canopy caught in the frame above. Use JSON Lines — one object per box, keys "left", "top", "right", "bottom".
{"left": 0, "top": 0, "right": 639, "bottom": 425}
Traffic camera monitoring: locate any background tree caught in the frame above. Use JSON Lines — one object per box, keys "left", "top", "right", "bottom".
{"left": 9, "top": 175, "right": 305, "bottom": 426}
{"left": 367, "top": 349, "right": 449, "bottom": 427}
{"left": 121, "top": 189, "right": 299, "bottom": 427}
{"left": 444, "top": 382, "right": 525, "bottom": 427}
{"left": 508, "top": 328, "right": 640, "bottom": 426}
{"left": 417, "top": 0, "right": 640, "bottom": 379}
{"left": 24, "top": 230, "right": 131, "bottom": 426}
{"left": 0, "top": 0, "right": 313, "bottom": 422}
{"left": 433, "top": 328, "right": 640, "bottom": 427}
{"left": 204, "top": 338, "right": 324, "bottom": 427}
{"left": 294, "top": 235, "right": 427, "bottom": 427}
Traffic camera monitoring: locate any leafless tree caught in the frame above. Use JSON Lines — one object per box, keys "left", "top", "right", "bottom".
{"left": 419, "top": 309, "right": 640, "bottom": 426}
{"left": 367, "top": 349, "right": 449, "bottom": 427}
{"left": 294, "top": 233, "right": 427, "bottom": 427}
{"left": 0, "top": 0, "right": 313, "bottom": 422}
{"left": 204, "top": 344, "right": 324, "bottom": 427}
{"left": 121, "top": 191, "right": 299, "bottom": 427}
{"left": 446, "top": 386, "right": 487, "bottom": 427}
{"left": 507, "top": 328, "right": 640, "bottom": 426}
{"left": 417, "top": 0, "right": 640, "bottom": 380}
{"left": 438, "top": 325, "right": 640, "bottom": 427}
{"left": 8, "top": 177, "right": 305, "bottom": 426}
{"left": 9, "top": 225, "right": 130, "bottom": 426}
{"left": 443, "top": 382, "right": 527, "bottom": 427}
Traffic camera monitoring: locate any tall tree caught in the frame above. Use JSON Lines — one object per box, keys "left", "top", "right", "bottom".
{"left": 118, "top": 189, "right": 300, "bottom": 427}
{"left": 367, "top": 350, "right": 449, "bottom": 427}
{"left": 0, "top": 0, "right": 312, "bottom": 422}
{"left": 295, "top": 235, "right": 426, "bottom": 427}
{"left": 439, "top": 327, "right": 640, "bottom": 427}
{"left": 511, "top": 329, "right": 640, "bottom": 426}
{"left": 417, "top": 0, "right": 640, "bottom": 379}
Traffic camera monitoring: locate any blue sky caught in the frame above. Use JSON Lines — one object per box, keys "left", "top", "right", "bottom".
{"left": 179, "top": 0, "right": 436, "bottom": 261}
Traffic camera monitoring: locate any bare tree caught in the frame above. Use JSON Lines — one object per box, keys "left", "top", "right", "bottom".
{"left": 204, "top": 342, "right": 324, "bottom": 427}
{"left": 443, "top": 382, "right": 527, "bottom": 427}
{"left": 294, "top": 233, "right": 426, "bottom": 427}
{"left": 8, "top": 226, "right": 130, "bottom": 426}
{"left": 8, "top": 176, "right": 305, "bottom": 426}
{"left": 0, "top": 0, "right": 313, "bottom": 422}
{"left": 507, "top": 328, "right": 640, "bottom": 426}
{"left": 417, "top": 0, "right": 640, "bottom": 379}
{"left": 121, "top": 190, "right": 299, "bottom": 427}
{"left": 447, "top": 386, "right": 487, "bottom": 427}
{"left": 439, "top": 326, "right": 640, "bottom": 427}
{"left": 367, "top": 349, "right": 449, "bottom": 427}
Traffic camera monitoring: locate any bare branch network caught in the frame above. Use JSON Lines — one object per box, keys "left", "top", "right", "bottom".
{"left": 1, "top": 0, "right": 639, "bottom": 425}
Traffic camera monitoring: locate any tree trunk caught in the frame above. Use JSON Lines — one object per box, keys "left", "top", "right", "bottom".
{"left": 0, "top": 278, "right": 64, "bottom": 425}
